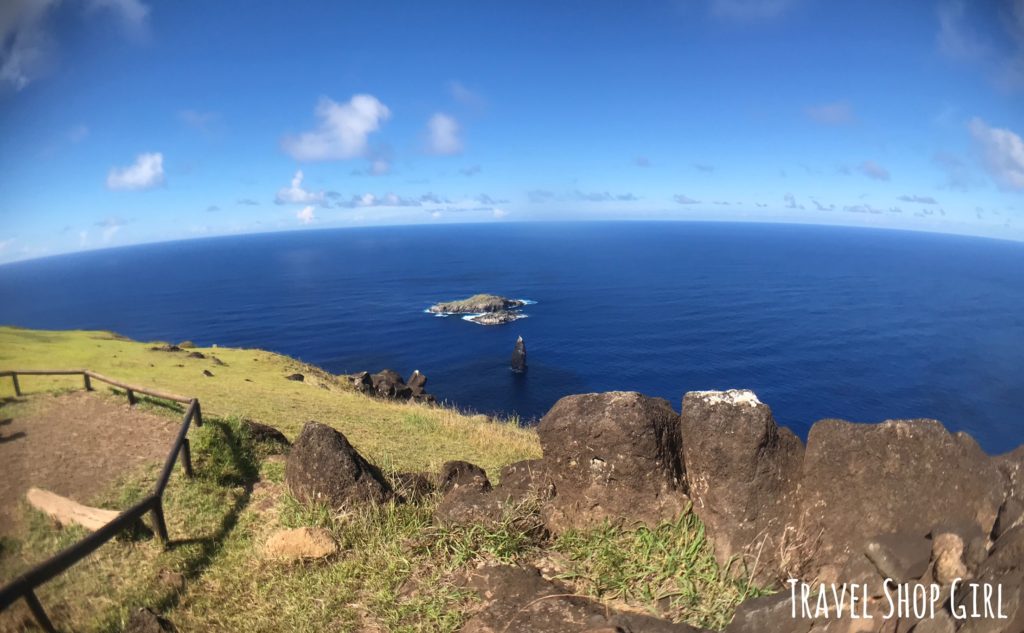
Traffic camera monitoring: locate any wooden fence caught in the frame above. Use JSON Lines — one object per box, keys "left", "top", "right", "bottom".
{"left": 0, "top": 370, "right": 202, "bottom": 633}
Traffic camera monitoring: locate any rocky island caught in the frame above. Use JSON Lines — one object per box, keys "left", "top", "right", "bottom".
{"left": 427, "top": 293, "right": 532, "bottom": 325}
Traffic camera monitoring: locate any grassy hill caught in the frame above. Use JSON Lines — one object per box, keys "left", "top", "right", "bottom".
{"left": 0, "top": 327, "right": 754, "bottom": 632}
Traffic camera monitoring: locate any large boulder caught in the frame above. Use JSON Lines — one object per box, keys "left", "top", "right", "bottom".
{"left": 285, "top": 421, "right": 391, "bottom": 507}
{"left": 371, "top": 370, "right": 413, "bottom": 399}
{"left": 511, "top": 336, "right": 527, "bottom": 372}
{"left": 798, "top": 419, "right": 1005, "bottom": 582}
{"left": 537, "top": 391, "right": 687, "bottom": 532}
{"left": 679, "top": 390, "right": 803, "bottom": 580}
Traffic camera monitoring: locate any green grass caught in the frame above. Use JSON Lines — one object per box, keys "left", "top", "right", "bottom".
{"left": 0, "top": 327, "right": 759, "bottom": 631}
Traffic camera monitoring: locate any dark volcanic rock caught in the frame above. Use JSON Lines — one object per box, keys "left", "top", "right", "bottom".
{"left": 511, "top": 336, "right": 527, "bottom": 372}
{"left": 466, "top": 310, "right": 522, "bottom": 325}
{"left": 371, "top": 369, "right": 413, "bottom": 400}
{"left": 438, "top": 460, "right": 491, "bottom": 493}
{"left": 285, "top": 373, "right": 304, "bottom": 382}
{"left": 428, "top": 293, "right": 526, "bottom": 314}
{"left": 349, "top": 371, "right": 373, "bottom": 393}
{"left": 724, "top": 593, "right": 812, "bottom": 633}
{"left": 149, "top": 344, "right": 181, "bottom": 352}
{"left": 679, "top": 389, "right": 803, "bottom": 579}
{"left": 202, "top": 369, "right": 214, "bottom": 377}
{"left": 798, "top": 418, "right": 1005, "bottom": 583}
{"left": 187, "top": 351, "right": 206, "bottom": 359}
{"left": 393, "top": 471, "right": 435, "bottom": 501}
{"left": 459, "top": 564, "right": 706, "bottom": 633}
{"left": 285, "top": 421, "right": 391, "bottom": 507}
{"left": 243, "top": 419, "right": 290, "bottom": 447}
{"left": 124, "top": 608, "right": 177, "bottom": 633}
{"left": 537, "top": 391, "right": 687, "bottom": 531}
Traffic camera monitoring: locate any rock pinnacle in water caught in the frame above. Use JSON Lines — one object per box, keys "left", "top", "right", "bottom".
{"left": 511, "top": 335, "right": 527, "bottom": 372}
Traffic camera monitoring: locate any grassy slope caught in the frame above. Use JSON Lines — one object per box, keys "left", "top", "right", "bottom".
{"left": 0, "top": 327, "right": 757, "bottom": 632}
{"left": 0, "top": 326, "right": 539, "bottom": 476}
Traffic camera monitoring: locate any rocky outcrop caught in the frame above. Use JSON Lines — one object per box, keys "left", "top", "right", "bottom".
{"left": 263, "top": 527, "right": 338, "bottom": 561}
{"left": 797, "top": 418, "right": 1005, "bottom": 582}
{"left": 428, "top": 294, "right": 526, "bottom": 314}
{"left": 680, "top": 389, "right": 803, "bottom": 580}
{"left": 466, "top": 310, "right": 523, "bottom": 325}
{"left": 536, "top": 391, "right": 687, "bottom": 532}
{"left": 285, "top": 421, "right": 391, "bottom": 508}
{"left": 459, "top": 564, "right": 709, "bottom": 633}
{"left": 511, "top": 336, "right": 527, "bottom": 372}
{"left": 347, "top": 369, "right": 435, "bottom": 403}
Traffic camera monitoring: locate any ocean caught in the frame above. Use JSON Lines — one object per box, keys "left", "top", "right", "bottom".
{"left": 1, "top": 221, "right": 1022, "bottom": 454}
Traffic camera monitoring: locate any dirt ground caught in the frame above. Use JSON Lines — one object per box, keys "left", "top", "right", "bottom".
{"left": 0, "top": 391, "right": 181, "bottom": 537}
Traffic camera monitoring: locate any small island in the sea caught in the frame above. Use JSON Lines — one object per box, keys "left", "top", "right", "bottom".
{"left": 427, "top": 293, "right": 532, "bottom": 325}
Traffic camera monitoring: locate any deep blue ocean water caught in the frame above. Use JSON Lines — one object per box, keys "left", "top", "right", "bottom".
{"left": 1, "top": 221, "right": 1022, "bottom": 453}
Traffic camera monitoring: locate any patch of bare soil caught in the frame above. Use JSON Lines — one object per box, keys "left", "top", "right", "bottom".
{"left": 0, "top": 391, "right": 181, "bottom": 536}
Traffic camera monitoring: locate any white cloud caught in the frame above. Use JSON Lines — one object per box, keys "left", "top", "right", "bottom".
{"left": 448, "top": 80, "right": 485, "bottom": 108}
{"left": 368, "top": 159, "right": 390, "bottom": 175}
{"left": 275, "top": 170, "right": 326, "bottom": 206}
{"left": 296, "top": 206, "right": 315, "bottom": 225}
{"left": 492, "top": 208, "right": 508, "bottom": 219}
{"left": 102, "top": 225, "right": 120, "bottom": 243}
{"left": 936, "top": 1, "right": 988, "bottom": 61}
{"left": 69, "top": 124, "right": 89, "bottom": 143}
{"left": 106, "top": 152, "right": 164, "bottom": 190}
{"left": 0, "top": 0, "right": 60, "bottom": 91}
{"left": 178, "top": 109, "right": 218, "bottom": 132}
{"left": 968, "top": 117, "right": 1024, "bottom": 191}
{"left": 426, "top": 113, "right": 462, "bottom": 155}
{"left": 859, "top": 160, "right": 891, "bottom": 181}
{"left": 0, "top": 238, "right": 13, "bottom": 253}
{"left": 84, "top": 0, "right": 150, "bottom": 39}
{"left": 282, "top": 94, "right": 391, "bottom": 161}
{"left": 805, "top": 101, "right": 856, "bottom": 125}
{"left": 78, "top": 230, "right": 88, "bottom": 248}
{"left": 673, "top": 194, "right": 700, "bottom": 205}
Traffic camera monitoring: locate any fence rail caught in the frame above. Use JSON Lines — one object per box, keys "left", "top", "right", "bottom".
{"left": 0, "top": 369, "right": 202, "bottom": 632}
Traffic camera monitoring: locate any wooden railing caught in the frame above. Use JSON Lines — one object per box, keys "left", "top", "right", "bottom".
{"left": 0, "top": 370, "right": 203, "bottom": 633}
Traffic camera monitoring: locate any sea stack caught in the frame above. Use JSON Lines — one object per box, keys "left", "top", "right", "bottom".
{"left": 511, "top": 336, "right": 527, "bottom": 372}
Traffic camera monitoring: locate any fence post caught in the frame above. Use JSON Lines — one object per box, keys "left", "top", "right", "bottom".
{"left": 151, "top": 499, "right": 169, "bottom": 544}
{"left": 126, "top": 389, "right": 136, "bottom": 406}
{"left": 192, "top": 400, "right": 203, "bottom": 427}
{"left": 180, "top": 439, "right": 193, "bottom": 478}
{"left": 23, "top": 590, "right": 56, "bottom": 633}
{"left": 11, "top": 373, "right": 21, "bottom": 397}
{"left": 83, "top": 373, "right": 92, "bottom": 391}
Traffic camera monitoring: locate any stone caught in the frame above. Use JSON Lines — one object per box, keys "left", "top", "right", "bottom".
{"left": 371, "top": 369, "right": 413, "bottom": 399}
{"left": 202, "top": 369, "right": 214, "bottom": 377}
{"left": 428, "top": 294, "right": 526, "bottom": 314}
{"left": 537, "top": 391, "right": 687, "bottom": 532}
{"left": 434, "top": 484, "right": 506, "bottom": 527}
{"left": 438, "top": 460, "right": 491, "bottom": 493}
{"left": 349, "top": 371, "right": 373, "bottom": 393}
{"left": 285, "top": 373, "right": 305, "bottom": 382}
{"left": 263, "top": 526, "right": 338, "bottom": 561}
{"left": 466, "top": 310, "right": 523, "bottom": 325}
{"left": 725, "top": 592, "right": 812, "bottom": 633}
{"left": 995, "top": 498, "right": 1024, "bottom": 541}
{"left": 910, "top": 610, "right": 956, "bottom": 633}
{"left": 393, "top": 471, "right": 435, "bottom": 502}
{"left": 799, "top": 419, "right": 1005, "bottom": 582}
{"left": 124, "top": 608, "right": 176, "bottom": 633}
{"left": 679, "top": 389, "right": 803, "bottom": 579}
{"left": 407, "top": 370, "right": 427, "bottom": 394}
{"left": 458, "top": 564, "right": 706, "bottom": 633}
{"left": 285, "top": 421, "right": 391, "bottom": 507}
{"left": 187, "top": 351, "right": 205, "bottom": 359}
{"left": 864, "top": 533, "right": 932, "bottom": 582}
{"left": 243, "top": 419, "right": 290, "bottom": 447}
{"left": 511, "top": 336, "right": 527, "bottom": 372}
{"left": 931, "top": 532, "right": 967, "bottom": 585}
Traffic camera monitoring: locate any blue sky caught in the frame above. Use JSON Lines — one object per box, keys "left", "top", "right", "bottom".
{"left": 1, "top": 0, "right": 1023, "bottom": 263}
